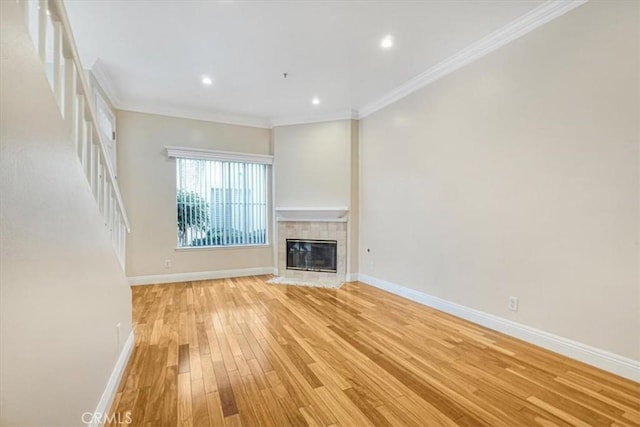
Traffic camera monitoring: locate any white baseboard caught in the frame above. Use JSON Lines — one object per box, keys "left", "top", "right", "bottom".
{"left": 128, "top": 267, "right": 274, "bottom": 286}
{"left": 357, "top": 273, "right": 640, "bottom": 382}
{"left": 90, "top": 331, "right": 135, "bottom": 427}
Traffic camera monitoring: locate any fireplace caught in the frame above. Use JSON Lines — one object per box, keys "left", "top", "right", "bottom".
{"left": 286, "top": 239, "right": 337, "bottom": 273}
{"left": 277, "top": 221, "right": 347, "bottom": 283}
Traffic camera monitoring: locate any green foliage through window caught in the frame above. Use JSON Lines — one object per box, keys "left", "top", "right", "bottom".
{"left": 177, "top": 190, "right": 210, "bottom": 246}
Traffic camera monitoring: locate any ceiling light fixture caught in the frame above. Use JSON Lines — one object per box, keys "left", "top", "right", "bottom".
{"left": 201, "top": 75, "right": 213, "bottom": 86}
{"left": 381, "top": 35, "right": 393, "bottom": 49}
{"left": 312, "top": 97, "right": 320, "bottom": 105}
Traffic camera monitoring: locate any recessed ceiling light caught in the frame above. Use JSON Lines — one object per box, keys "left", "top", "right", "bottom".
{"left": 312, "top": 97, "right": 320, "bottom": 105}
{"left": 201, "top": 75, "right": 213, "bottom": 86}
{"left": 381, "top": 35, "right": 393, "bottom": 49}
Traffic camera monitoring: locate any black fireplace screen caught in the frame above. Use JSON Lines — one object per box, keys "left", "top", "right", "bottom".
{"left": 286, "top": 239, "right": 337, "bottom": 273}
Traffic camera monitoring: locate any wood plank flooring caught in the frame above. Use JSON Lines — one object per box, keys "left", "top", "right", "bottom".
{"left": 109, "top": 276, "right": 640, "bottom": 426}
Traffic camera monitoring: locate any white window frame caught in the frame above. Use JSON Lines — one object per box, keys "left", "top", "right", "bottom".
{"left": 95, "top": 91, "right": 117, "bottom": 173}
{"left": 167, "top": 146, "right": 273, "bottom": 249}
{"left": 166, "top": 146, "right": 273, "bottom": 165}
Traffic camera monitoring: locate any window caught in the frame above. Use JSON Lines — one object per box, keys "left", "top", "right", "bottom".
{"left": 95, "top": 92, "right": 117, "bottom": 174}
{"left": 168, "top": 147, "right": 272, "bottom": 248}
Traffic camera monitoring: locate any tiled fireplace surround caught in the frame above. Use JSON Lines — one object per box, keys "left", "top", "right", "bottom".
{"left": 277, "top": 220, "right": 347, "bottom": 283}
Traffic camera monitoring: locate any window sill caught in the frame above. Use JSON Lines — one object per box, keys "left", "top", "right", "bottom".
{"left": 175, "top": 244, "right": 271, "bottom": 252}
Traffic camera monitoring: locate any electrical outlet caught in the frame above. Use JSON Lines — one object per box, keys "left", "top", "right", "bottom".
{"left": 164, "top": 259, "right": 172, "bottom": 269}
{"left": 508, "top": 296, "right": 519, "bottom": 312}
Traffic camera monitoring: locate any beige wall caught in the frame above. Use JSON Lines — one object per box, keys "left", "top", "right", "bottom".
{"left": 273, "top": 120, "right": 352, "bottom": 208}
{"left": 273, "top": 120, "right": 359, "bottom": 276}
{"left": 117, "top": 110, "right": 273, "bottom": 278}
{"left": 349, "top": 120, "right": 360, "bottom": 275}
{"left": 359, "top": 0, "right": 639, "bottom": 360}
{"left": 0, "top": 2, "right": 133, "bottom": 424}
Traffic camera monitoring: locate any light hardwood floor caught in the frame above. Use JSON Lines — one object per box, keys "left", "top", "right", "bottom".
{"left": 109, "top": 276, "right": 640, "bottom": 426}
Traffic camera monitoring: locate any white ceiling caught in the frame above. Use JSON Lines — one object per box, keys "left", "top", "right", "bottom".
{"left": 64, "top": 0, "right": 554, "bottom": 127}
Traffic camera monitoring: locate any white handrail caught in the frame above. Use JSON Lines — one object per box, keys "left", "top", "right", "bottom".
{"left": 19, "top": 0, "right": 130, "bottom": 268}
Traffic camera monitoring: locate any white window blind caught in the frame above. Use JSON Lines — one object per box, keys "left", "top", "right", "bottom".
{"left": 175, "top": 157, "right": 269, "bottom": 247}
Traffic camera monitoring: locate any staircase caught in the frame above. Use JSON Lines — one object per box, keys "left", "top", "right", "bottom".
{"left": 16, "top": 0, "right": 130, "bottom": 268}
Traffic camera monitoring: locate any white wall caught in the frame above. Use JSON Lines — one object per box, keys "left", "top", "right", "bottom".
{"left": 0, "top": 2, "right": 133, "bottom": 424}
{"left": 359, "top": 0, "right": 639, "bottom": 361}
{"left": 117, "top": 110, "right": 273, "bottom": 278}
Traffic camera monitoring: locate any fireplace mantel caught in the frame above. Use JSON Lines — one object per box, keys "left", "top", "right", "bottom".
{"left": 275, "top": 207, "right": 349, "bottom": 222}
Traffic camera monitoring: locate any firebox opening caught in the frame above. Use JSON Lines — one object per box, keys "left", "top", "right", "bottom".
{"left": 286, "top": 239, "right": 337, "bottom": 273}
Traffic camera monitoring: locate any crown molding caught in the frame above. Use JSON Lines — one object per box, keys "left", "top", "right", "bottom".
{"left": 270, "top": 109, "right": 358, "bottom": 128}
{"left": 118, "top": 103, "right": 272, "bottom": 129}
{"left": 91, "top": 59, "right": 123, "bottom": 108}
{"left": 118, "top": 104, "right": 355, "bottom": 130}
{"left": 358, "top": 0, "right": 588, "bottom": 118}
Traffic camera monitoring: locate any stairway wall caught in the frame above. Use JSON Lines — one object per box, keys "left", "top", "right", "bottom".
{"left": 0, "top": 2, "right": 133, "bottom": 425}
